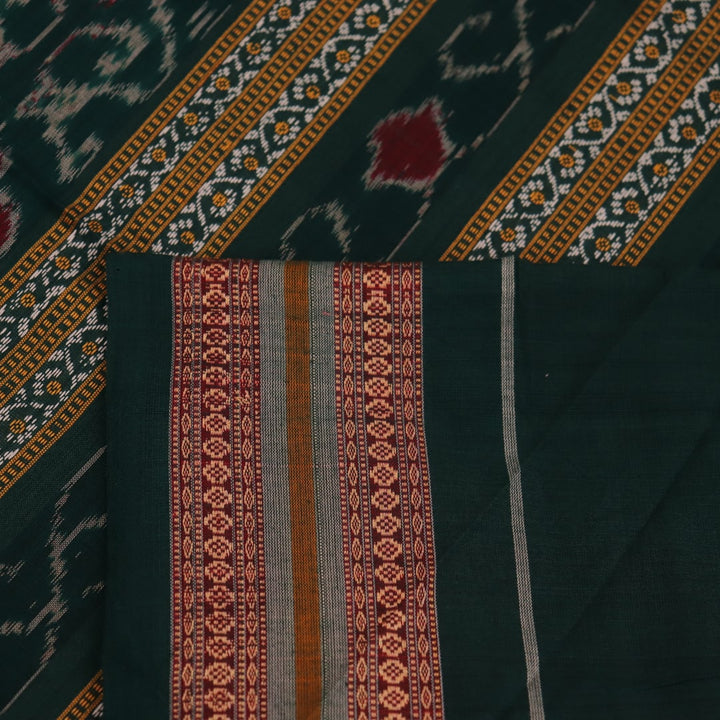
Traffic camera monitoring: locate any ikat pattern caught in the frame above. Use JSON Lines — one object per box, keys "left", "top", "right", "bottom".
{"left": 335, "top": 263, "right": 442, "bottom": 720}
{"left": 0, "top": 449, "right": 106, "bottom": 716}
{"left": 0, "top": 0, "right": 228, "bottom": 186}
{"left": 170, "top": 259, "right": 266, "bottom": 720}
{"left": 275, "top": 0, "right": 594, "bottom": 262}
{"left": 0, "top": 150, "right": 19, "bottom": 258}
{"left": 0, "top": 0, "right": 239, "bottom": 272}
{"left": 0, "top": 0, "right": 428, "bottom": 479}
{"left": 364, "top": 98, "right": 455, "bottom": 193}
{"left": 446, "top": 0, "right": 720, "bottom": 265}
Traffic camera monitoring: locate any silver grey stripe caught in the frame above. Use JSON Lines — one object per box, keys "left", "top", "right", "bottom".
{"left": 258, "top": 261, "right": 295, "bottom": 720}
{"left": 500, "top": 256, "right": 545, "bottom": 720}
{"left": 309, "top": 262, "right": 349, "bottom": 720}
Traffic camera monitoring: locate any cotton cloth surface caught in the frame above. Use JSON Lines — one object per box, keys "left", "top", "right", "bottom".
{"left": 2, "top": 0, "right": 720, "bottom": 717}
{"left": 104, "top": 252, "right": 720, "bottom": 720}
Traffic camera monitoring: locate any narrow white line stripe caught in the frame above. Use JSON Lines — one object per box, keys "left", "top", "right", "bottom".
{"left": 500, "top": 256, "right": 545, "bottom": 720}
{"left": 258, "top": 261, "right": 296, "bottom": 719}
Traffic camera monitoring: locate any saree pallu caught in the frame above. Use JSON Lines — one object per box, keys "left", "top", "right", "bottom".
{"left": 2, "top": 0, "right": 720, "bottom": 717}
{"left": 103, "top": 252, "right": 720, "bottom": 719}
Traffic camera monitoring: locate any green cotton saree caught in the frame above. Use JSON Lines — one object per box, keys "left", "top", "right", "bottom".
{"left": 103, "top": 253, "right": 720, "bottom": 720}
{"left": 1, "top": 0, "right": 720, "bottom": 717}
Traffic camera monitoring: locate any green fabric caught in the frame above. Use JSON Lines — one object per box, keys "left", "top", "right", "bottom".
{"left": 0, "top": 450, "right": 106, "bottom": 720}
{"left": 517, "top": 260, "right": 720, "bottom": 716}
{"left": 105, "top": 251, "right": 720, "bottom": 718}
{"left": 426, "top": 258, "right": 720, "bottom": 718}
{"left": 105, "top": 254, "right": 173, "bottom": 718}
{"left": 5, "top": 0, "right": 720, "bottom": 715}
{"left": 0, "top": 1, "right": 600, "bottom": 711}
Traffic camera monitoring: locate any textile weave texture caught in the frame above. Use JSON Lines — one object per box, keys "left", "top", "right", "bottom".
{"left": 2, "top": 0, "right": 720, "bottom": 716}
{"left": 104, "top": 253, "right": 720, "bottom": 719}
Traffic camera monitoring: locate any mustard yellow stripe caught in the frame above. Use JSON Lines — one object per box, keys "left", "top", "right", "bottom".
{"left": 0, "top": 364, "right": 105, "bottom": 499}
{"left": 56, "top": 671, "right": 103, "bottom": 720}
{"left": 284, "top": 262, "right": 322, "bottom": 720}
{"left": 615, "top": 122, "right": 720, "bottom": 266}
{"left": 522, "top": 4, "right": 720, "bottom": 262}
{"left": 0, "top": 0, "right": 359, "bottom": 411}
{"left": 0, "top": 0, "right": 273, "bottom": 308}
{"left": 440, "top": 0, "right": 664, "bottom": 262}
{"left": 201, "top": 0, "right": 436, "bottom": 257}
{"left": 0, "top": 262, "right": 104, "bottom": 407}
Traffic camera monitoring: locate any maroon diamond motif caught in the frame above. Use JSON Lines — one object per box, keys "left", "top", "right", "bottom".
{"left": 364, "top": 98, "right": 454, "bottom": 193}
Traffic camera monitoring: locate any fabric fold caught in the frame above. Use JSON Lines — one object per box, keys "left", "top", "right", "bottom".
{"left": 104, "top": 253, "right": 720, "bottom": 719}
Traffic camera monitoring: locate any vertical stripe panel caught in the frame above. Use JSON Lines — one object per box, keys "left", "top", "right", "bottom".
{"left": 250, "top": 260, "right": 269, "bottom": 719}
{"left": 500, "top": 255, "right": 545, "bottom": 720}
{"left": 308, "top": 262, "right": 349, "bottom": 720}
{"left": 169, "top": 259, "right": 183, "bottom": 720}
{"left": 284, "top": 262, "right": 322, "bottom": 720}
{"left": 335, "top": 263, "right": 445, "bottom": 719}
{"left": 258, "top": 261, "right": 296, "bottom": 720}
{"left": 228, "top": 262, "right": 244, "bottom": 717}
{"left": 170, "top": 259, "right": 266, "bottom": 720}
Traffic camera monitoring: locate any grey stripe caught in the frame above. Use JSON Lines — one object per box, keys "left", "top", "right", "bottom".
{"left": 258, "top": 261, "right": 295, "bottom": 720}
{"left": 500, "top": 256, "right": 545, "bottom": 720}
{"left": 308, "top": 262, "right": 349, "bottom": 720}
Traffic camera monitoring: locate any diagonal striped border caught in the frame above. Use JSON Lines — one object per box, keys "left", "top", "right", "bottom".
{"left": 439, "top": 0, "right": 664, "bottom": 262}
{"left": 114, "top": 0, "right": 358, "bottom": 258}
{"left": 0, "top": 0, "right": 273, "bottom": 308}
{"left": 0, "top": 364, "right": 105, "bottom": 495}
{"left": 615, "top": 120, "right": 720, "bottom": 265}
{"left": 0, "top": 0, "right": 360, "bottom": 411}
{"left": 201, "top": 0, "right": 436, "bottom": 257}
{"left": 521, "top": 2, "right": 720, "bottom": 262}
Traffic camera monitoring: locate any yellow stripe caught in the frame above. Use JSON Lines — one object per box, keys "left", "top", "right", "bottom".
{"left": 440, "top": 0, "right": 664, "bottom": 262}
{"left": 0, "top": 0, "right": 273, "bottom": 308}
{"left": 0, "top": 1, "right": 431, "bottom": 491}
{"left": 0, "top": 0, "right": 360, "bottom": 409}
{"left": 0, "top": 364, "right": 105, "bottom": 499}
{"left": 0, "top": 262, "right": 104, "bottom": 407}
{"left": 56, "top": 671, "right": 103, "bottom": 720}
{"left": 284, "top": 262, "right": 323, "bottom": 720}
{"left": 522, "top": 4, "right": 720, "bottom": 262}
{"left": 201, "top": 0, "right": 436, "bottom": 256}
{"left": 615, "top": 122, "right": 720, "bottom": 266}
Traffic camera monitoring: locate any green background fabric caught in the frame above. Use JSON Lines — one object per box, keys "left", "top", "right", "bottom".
{"left": 0, "top": 0, "right": 603, "bottom": 710}
{"left": 105, "top": 254, "right": 173, "bottom": 719}
{"left": 6, "top": 0, "right": 720, "bottom": 715}
{"left": 105, "top": 252, "right": 720, "bottom": 719}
